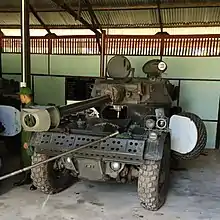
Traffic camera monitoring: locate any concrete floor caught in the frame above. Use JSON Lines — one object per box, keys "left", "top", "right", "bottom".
{"left": 0, "top": 149, "right": 219, "bottom": 220}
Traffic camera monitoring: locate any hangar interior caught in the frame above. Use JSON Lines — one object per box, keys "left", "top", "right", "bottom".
{"left": 1, "top": 1, "right": 220, "bottom": 149}
{"left": 0, "top": 0, "right": 220, "bottom": 219}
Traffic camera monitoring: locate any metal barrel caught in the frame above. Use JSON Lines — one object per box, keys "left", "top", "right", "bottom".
{"left": 59, "top": 95, "right": 111, "bottom": 117}
{"left": 0, "top": 131, "right": 119, "bottom": 182}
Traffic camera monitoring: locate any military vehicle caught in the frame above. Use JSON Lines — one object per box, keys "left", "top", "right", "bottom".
{"left": 21, "top": 55, "right": 207, "bottom": 211}
{"left": 0, "top": 77, "right": 21, "bottom": 174}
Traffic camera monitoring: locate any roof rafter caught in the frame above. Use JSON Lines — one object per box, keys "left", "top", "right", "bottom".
{"left": 51, "top": 0, "right": 101, "bottom": 36}
{"left": 51, "top": 0, "right": 102, "bottom": 51}
{"left": 29, "top": 4, "right": 52, "bottom": 34}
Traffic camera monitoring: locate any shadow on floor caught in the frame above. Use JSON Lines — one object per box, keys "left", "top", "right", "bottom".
{"left": 0, "top": 142, "right": 23, "bottom": 195}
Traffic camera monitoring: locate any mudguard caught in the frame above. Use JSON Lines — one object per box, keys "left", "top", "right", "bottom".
{"left": 0, "top": 105, "right": 21, "bottom": 136}
{"left": 143, "top": 132, "right": 169, "bottom": 161}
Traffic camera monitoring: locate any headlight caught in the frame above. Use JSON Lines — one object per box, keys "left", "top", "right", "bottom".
{"left": 110, "top": 162, "right": 121, "bottom": 171}
{"left": 145, "top": 119, "right": 155, "bottom": 129}
{"left": 158, "top": 61, "right": 167, "bottom": 71}
{"left": 156, "top": 118, "right": 167, "bottom": 129}
{"left": 66, "top": 157, "right": 72, "bottom": 163}
{"left": 149, "top": 131, "right": 158, "bottom": 140}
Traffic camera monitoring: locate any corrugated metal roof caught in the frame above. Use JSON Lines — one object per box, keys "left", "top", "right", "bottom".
{"left": 79, "top": 0, "right": 154, "bottom": 7}
{"left": 94, "top": 7, "right": 220, "bottom": 27}
{"left": 89, "top": 10, "right": 159, "bottom": 27}
{"left": 0, "top": 0, "right": 220, "bottom": 29}
{"left": 39, "top": 12, "right": 83, "bottom": 25}
{"left": 0, "top": 0, "right": 219, "bottom": 11}
{"left": 0, "top": 7, "right": 220, "bottom": 28}
{"left": 0, "top": 0, "right": 169, "bottom": 10}
{"left": 0, "top": 0, "right": 149, "bottom": 11}
{"left": 0, "top": 0, "right": 58, "bottom": 11}
{"left": 161, "top": 7, "right": 220, "bottom": 26}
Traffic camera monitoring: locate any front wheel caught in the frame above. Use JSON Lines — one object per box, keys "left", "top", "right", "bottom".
{"left": 138, "top": 134, "right": 171, "bottom": 211}
{"left": 31, "top": 152, "right": 77, "bottom": 194}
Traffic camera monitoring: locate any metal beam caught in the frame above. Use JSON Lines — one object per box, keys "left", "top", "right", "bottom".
{"left": 156, "top": 0, "right": 164, "bottom": 60}
{"left": 2, "top": 22, "right": 220, "bottom": 29}
{"left": 100, "top": 30, "right": 106, "bottom": 78}
{"left": 77, "top": 0, "right": 82, "bottom": 19}
{"left": 84, "top": 0, "right": 103, "bottom": 33}
{"left": 157, "top": 0, "right": 163, "bottom": 33}
{"left": 83, "top": 0, "right": 103, "bottom": 52}
{"left": 77, "top": 2, "right": 220, "bottom": 10}
{"left": 51, "top": 0, "right": 101, "bottom": 37}
{"left": 29, "top": 4, "right": 51, "bottom": 34}
{"left": 0, "top": 30, "right": 4, "bottom": 77}
{"left": 21, "top": 0, "right": 31, "bottom": 88}
{"left": 69, "top": 1, "right": 220, "bottom": 10}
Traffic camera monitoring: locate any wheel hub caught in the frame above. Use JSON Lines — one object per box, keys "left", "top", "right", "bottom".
{"left": 52, "top": 158, "right": 68, "bottom": 179}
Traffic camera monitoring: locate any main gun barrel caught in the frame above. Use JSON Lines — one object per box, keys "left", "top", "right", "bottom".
{"left": 59, "top": 95, "right": 111, "bottom": 117}
{"left": 21, "top": 94, "right": 112, "bottom": 132}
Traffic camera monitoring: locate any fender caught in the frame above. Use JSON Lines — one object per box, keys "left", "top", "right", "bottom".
{"left": 143, "top": 132, "right": 170, "bottom": 161}
{"left": 0, "top": 105, "right": 21, "bottom": 136}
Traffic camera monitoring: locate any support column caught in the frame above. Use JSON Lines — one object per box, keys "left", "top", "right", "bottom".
{"left": 21, "top": 0, "right": 31, "bottom": 88}
{"left": 215, "top": 97, "right": 220, "bottom": 149}
{"left": 100, "top": 30, "right": 106, "bottom": 78}
{"left": 45, "top": 33, "right": 56, "bottom": 75}
{"left": 156, "top": 0, "right": 164, "bottom": 60}
{"left": 0, "top": 30, "right": 4, "bottom": 78}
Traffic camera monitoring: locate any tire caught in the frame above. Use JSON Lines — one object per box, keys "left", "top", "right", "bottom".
{"left": 170, "top": 106, "right": 182, "bottom": 116}
{"left": 4, "top": 134, "right": 21, "bottom": 155}
{"left": 138, "top": 134, "right": 171, "bottom": 211}
{"left": 0, "top": 156, "right": 3, "bottom": 175}
{"left": 171, "top": 112, "right": 207, "bottom": 160}
{"left": 31, "top": 152, "right": 77, "bottom": 194}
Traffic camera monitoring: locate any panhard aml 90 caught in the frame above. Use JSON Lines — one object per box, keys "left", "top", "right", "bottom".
{"left": 21, "top": 55, "right": 207, "bottom": 211}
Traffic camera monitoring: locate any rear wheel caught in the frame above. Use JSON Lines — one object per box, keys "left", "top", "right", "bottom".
{"left": 138, "top": 134, "right": 171, "bottom": 211}
{"left": 31, "top": 152, "right": 77, "bottom": 194}
{"left": 172, "top": 112, "right": 207, "bottom": 160}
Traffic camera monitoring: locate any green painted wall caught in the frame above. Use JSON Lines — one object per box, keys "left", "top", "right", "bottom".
{"left": 2, "top": 54, "right": 219, "bottom": 148}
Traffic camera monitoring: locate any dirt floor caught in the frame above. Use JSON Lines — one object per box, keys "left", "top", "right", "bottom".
{"left": 0, "top": 147, "right": 219, "bottom": 220}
